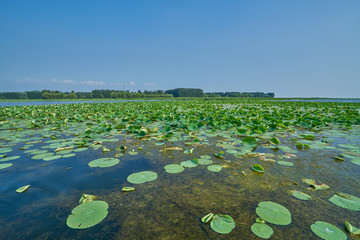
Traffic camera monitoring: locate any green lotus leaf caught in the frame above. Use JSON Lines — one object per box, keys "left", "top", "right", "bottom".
{"left": 256, "top": 201, "right": 292, "bottom": 225}
{"left": 122, "top": 187, "right": 135, "bottom": 192}
{"left": 0, "top": 155, "right": 20, "bottom": 162}
{"left": 310, "top": 221, "right": 347, "bottom": 240}
{"left": 291, "top": 190, "right": 311, "bottom": 200}
{"left": 43, "top": 155, "right": 62, "bottom": 161}
{"left": 181, "top": 158, "right": 199, "bottom": 168}
{"left": 0, "top": 147, "right": 13, "bottom": 154}
{"left": 270, "top": 137, "right": 280, "bottom": 145}
{"left": 88, "top": 158, "right": 120, "bottom": 168}
{"left": 201, "top": 213, "right": 214, "bottom": 223}
{"left": 79, "top": 194, "right": 96, "bottom": 204}
{"left": 210, "top": 214, "right": 235, "bottom": 234}
{"left": 302, "top": 178, "right": 330, "bottom": 191}
{"left": 329, "top": 192, "right": 360, "bottom": 211}
{"left": 252, "top": 164, "right": 265, "bottom": 173}
{"left": 207, "top": 164, "right": 223, "bottom": 172}
{"left": 0, "top": 163, "right": 13, "bottom": 169}
{"left": 32, "top": 152, "right": 54, "bottom": 160}
{"left": 251, "top": 223, "right": 273, "bottom": 239}
{"left": 345, "top": 221, "right": 360, "bottom": 235}
{"left": 243, "top": 136, "right": 257, "bottom": 147}
{"left": 62, "top": 153, "right": 76, "bottom": 158}
{"left": 277, "top": 161, "right": 294, "bottom": 166}
{"left": 56, "top": 149, "right": 74, "bottom": 155}
{"left": 164, "top": 164, "right": 184, "bottom": 174}
{"left": 73, "top": 147, "right": 88, "bottom": 152}
{"left": 127, "top": 171, "right": 158, "bottom": 184}
{"left": 184, "top": 148, "right": 194, "bottom": 154}
{"left": 198, "top": 157, "right": 213, "bottom": 165}
{"left": 66, "top": 200, "right": 109, "bottom": 229}
{"left": 16, "top": 185, "right": 30, "bottom": 193}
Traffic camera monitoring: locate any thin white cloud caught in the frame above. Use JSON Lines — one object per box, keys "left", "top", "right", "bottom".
{"left": 143, "top": 82, "right": 157, "bottom": 87}
{"left": 17, "top": 77, "right": 46, "bottom": 83}
{"left": 129, "top": 81, "right": 135, "bottom": 86}
{"left": 80, "top": 80, "right": 105, "bottom": 86}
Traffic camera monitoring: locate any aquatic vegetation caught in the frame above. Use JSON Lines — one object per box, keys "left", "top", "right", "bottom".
{"left": 329, "top": 192, "right": 360, "bottom": 211}
{"left": 201, "top": 213, "right": 214, "bottom": 223}
{"left": 345, "top": 221, "right": 360, "bottom": 236}
{"left": 79, "top": 194, "right": 96, "bottom": 204}
{"left": 251, "top": 222, "right": 273, "bottom": 239}
{"left": 209, "top": 214, "right": 235, "bottom": 234}
{"left": 66, "top": 200, "right": 109, "bottom": 229}
{"left": 252, "top": 164, "right": 265, "bottom": 173}
{"left": 164, "top": 164, "right": 185, "bottom": 174}
{"left": 291, "top": 190, "right": 311, "bottom": 200}
{"left": 88, "top": 158, "right": 120, "bottom": 168}
{"left": 310, "top": 221, "right": 347, "bottom": 240}
{"left": 255, "top": 201, "right": 292, "bottom": 225}
{"left": 16, "top": 185, "right": 30, "bottom": 193}
{"left": 0, "top": 99, "right": 359, "bottom": 239}
{"left": 122, "top": 187, "right": 135, "bottom": 192}
{"left": 127, "top": 171, "right": 158, "bottom": 184}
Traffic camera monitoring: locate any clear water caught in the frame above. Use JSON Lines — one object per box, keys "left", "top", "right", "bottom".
{"left": 0, "top": 127, "right": 359, "bottom": 239}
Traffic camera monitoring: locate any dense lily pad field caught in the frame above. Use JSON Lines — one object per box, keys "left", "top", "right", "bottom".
{"left": 0, "top": 99, "right": 360, "bottom": 239}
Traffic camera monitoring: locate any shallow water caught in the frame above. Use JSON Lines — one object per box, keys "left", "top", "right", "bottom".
{"left": 0, "top": 126, "right": 359, "bottom": 239}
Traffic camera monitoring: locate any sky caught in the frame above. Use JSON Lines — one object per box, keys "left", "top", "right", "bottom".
{"left": 0, "top": 1, "right": 359, "bottom": 97}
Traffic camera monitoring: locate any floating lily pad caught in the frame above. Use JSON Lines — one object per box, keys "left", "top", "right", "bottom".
{"left": 207, "top": 164, "right": 223, "bottom": 172}
{"left": 310, "top": 221, "right": 347, "bottom": 240}
{"left": 210, "top": 214, "right": 235, "bottom": 234}
{"left": 198, "top": 157, "right": 213, "bottom": 165}
{"left": 201, "top": 213, "right": 214, "bottom": 223}
{"left": 181, "top": 158, "right": 199, "bottom": 168}
{"left": 127, "top": 171, "right": 158, "bottom": 184}
{"left": 122, "top": 187, "right": 135, "bottom": 192}
{"left": 43, "top": 155, "right": 62, "bottom": 161}
{"left": 345, "top": 221, "right": 360, "bottom": 235}
{"left": 62, "top": 153, "right": 76, "bottom": 158}
{"left": 16, "top": 185, "right": 30, "bottom": 193}
{"left": 270, "top": 137, "right": 280, "bottom": 145}
{"left": 32, "top": 152, "right": 54, "bottom": 160}
{"left": 329, "top": 192, "right": 360, "bottom": 211}
{"left": 88, "top": 158, "right": 120, "bottom": 168}
{"left": 164, "top": 164, "right": 184, "bottom": 174}
{"left": 0, "top": 163, "right": 13, "bottom": 169}
{"left": 0, "top": 156, "right": 20, "bottom": 162}
{"left": 302, "top": 178, "right": 330, "bottom": 191}
{"left": 277, "top": 161, "right": 294, "bottom": 166}
{"left": 251, "top": 223, "right": 274, "bottom": 239}
{"left": 252, "top": 164, "right": 265, "bottom": 173}
{"left": 243, "top": 137, "right": 257, "bottom": 147}
{"left": 79, "top": 194, "right": 96, "bottom": 204}
{"left": 256, "top": 201, "right": 292, "bottom": 225}
{"left": 291, "top": 190, "right": 311, "bottom": 200}
{"left": 66, "top": 200, "right": 109, "bottom": 229}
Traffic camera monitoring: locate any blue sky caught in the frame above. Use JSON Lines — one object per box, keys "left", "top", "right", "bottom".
{"left": 1, "top": 1, "right": 359, "bottom": 97}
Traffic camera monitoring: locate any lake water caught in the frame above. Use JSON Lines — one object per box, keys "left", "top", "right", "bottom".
{"left": 0, "top": 101, "right": 359, "bottom": 239}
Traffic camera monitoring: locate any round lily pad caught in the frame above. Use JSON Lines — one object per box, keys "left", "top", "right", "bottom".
{"left": 164, "top": 164, "right": 184, "bottom": 174}
{"left": 207, "top": 165, "right": 223, "bottom": 172}
{"left": 0, "top": 156, "right": 20, "bottom": 162}
{"left": 291, "top": 190, "right": 311, "bottom": 200}
{"left": 310, "top": 221, "right": 347, "bottom": 240}
{"left": 251, "top": 223, "right": 274, "bottom": 239}
{"left": 62, "top": 153, "right": 76, "bottom": 158}
{"left": 66, "top": 200, "right": 109, "bottom": 229}
{"left": 329, "top": 192, "right": 360, "bottom": 211}
{"left": 277, "top": 161, "right": 294, "bottom": 166}
{"left": 181, "top": 159, "right": 199, "bottom": 168}
{"left": 88, "top": 158, "right": 120, "bottom": 168}
{"left": 43, "top": 155, "right": 62, "bottom": 161}
{"left": 210, "top": 214, "right": 235, "bottom": 234}
{"left": 32, "top": 152, "right": 54, "bottom": 160}
{"left": 127, "top": 171, "right": 158, "bottom": 184}
{"left": 256, "top": 201, "right": 292, "bottom": 225}
{"left": 0, "top": 163, "right": 13, "bottom": 169}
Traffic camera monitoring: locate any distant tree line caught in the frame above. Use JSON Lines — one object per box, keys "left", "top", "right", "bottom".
{"left": 205, "top": 92, "right": 275, "bottom": 98}
{"left": 0, "top": 88, "right": 274, "bottom": 99}
{"left": 0, "top": 90, "right": 172, "bottom": 99}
